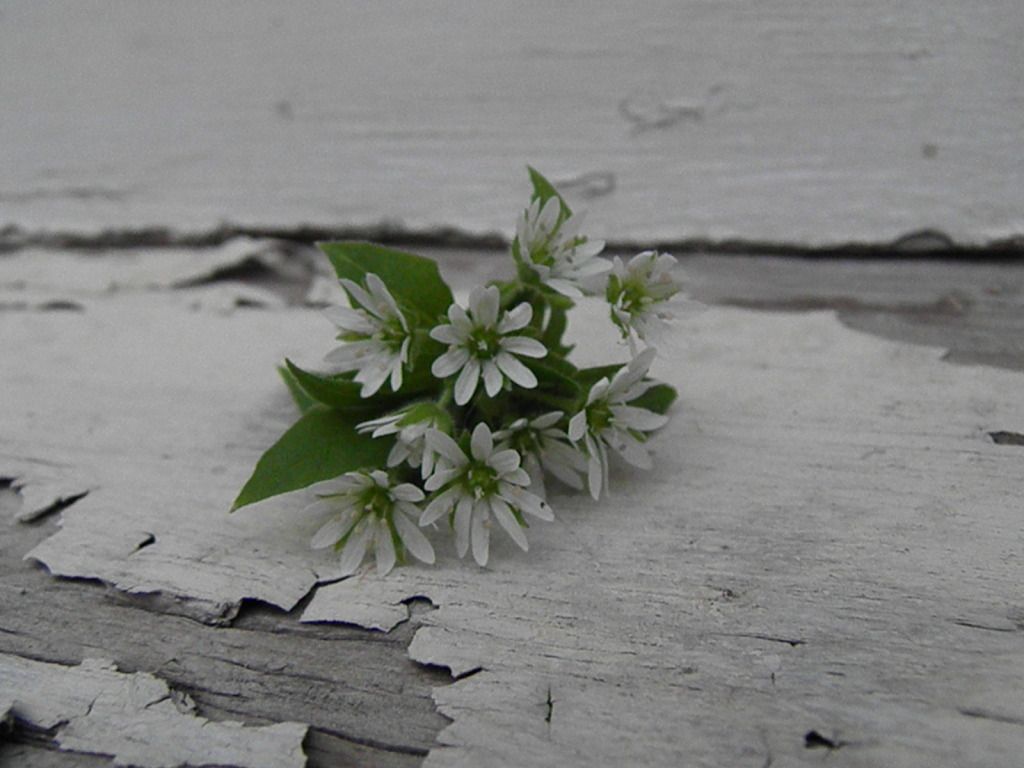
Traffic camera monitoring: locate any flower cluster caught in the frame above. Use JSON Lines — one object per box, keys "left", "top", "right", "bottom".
{"left": 236, "top": 168, "right": 684, "bottom": 575}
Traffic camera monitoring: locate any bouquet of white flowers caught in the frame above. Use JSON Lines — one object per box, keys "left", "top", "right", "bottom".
{"left": 233, "top": 169, "right": 683, "bottom": 574}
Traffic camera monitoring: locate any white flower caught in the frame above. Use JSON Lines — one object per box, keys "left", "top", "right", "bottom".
{"left": 430, "top": 285, "right": 547, "bottom": 405}
{"left": 607, "top": 251, "right": 684, "bottom": 353}
{"left": 420, "top": 423, "right": 554, "bottom": 566}
{"left": 515, "top": 197, "right": 610, "bottom": 298}
{"left": 493, "top": 411, "right": 588, "bottom": 497}
{"left": 356, "top": 402, "right": 451, "bottom": 479}
{"left": 306, "top": 470, "right": 434, "bottom": 576}
{"left": 568, "top": 348, "right": 670, "bottom": 500}
{"left": 323, "top": 273, "right": 411, "bottom": 397}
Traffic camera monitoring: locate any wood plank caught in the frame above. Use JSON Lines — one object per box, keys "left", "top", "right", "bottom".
{"left": 0, "top": 511, "right": 447, "bottom": 767}
{"left": 303, "top": 298, "right": 1024, "bottom": 767}
{"left": 3, "top": 245, "right": 1023, "bottom": 766}
{"left": 0, "top": 654, "right": 307, "bottom": 768}
{"left": 2, "top": 1, "right": 1022, "bottom": 245}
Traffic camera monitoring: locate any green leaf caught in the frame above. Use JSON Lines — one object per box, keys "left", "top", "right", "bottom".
{"left": 517, "top": 357, "right": 581, "bottom": 410}
{"left": 577, "top": 363, "right": 624, "bottom": 389}
{"left": 631, "top": 383, "right": 677, "bottom": 415}
{"left": 541, "top": 305, "right": 571, "bottom": 356}
{"left": 318, "top": 241, "right": 454, "bottom": 321}
{"left": 231, "top": 406, "right": 391, "bottom": 511}
{"left": 284, "top": 360, "right": 370, "bottom": 412}
{"left": 527, "top": 166, "right": 572, "bottom": 219}
{"left": 278, "top": 365, "right": 317, "bottom": 415}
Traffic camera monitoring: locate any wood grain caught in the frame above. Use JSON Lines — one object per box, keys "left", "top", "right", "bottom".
{"left": 2, "top": 1, "right": 1021, "bottom": 245}
{"left": 305, "top": 299, "right": 1024, "bottom": 767}
{"left": 0, "top": 654, "right": 307, "bottom": 767}
{"left": 2, "top": 245, "right": 1023, "bottom": 766}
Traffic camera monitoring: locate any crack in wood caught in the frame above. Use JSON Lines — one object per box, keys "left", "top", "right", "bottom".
{"left": 804, "top": 730, "right": 846, "bottom": 750}
{"left": 957, "top": 708, "right": 1024, "bottom": 727}
{"left": 3, "top": 224, "right": 1023, "bottom": 259}
{"left": 719, "top": 293, "right": 970, "bottom": 318}
{"left": 988, "top": 431, "right": 1024, "bottom": 446}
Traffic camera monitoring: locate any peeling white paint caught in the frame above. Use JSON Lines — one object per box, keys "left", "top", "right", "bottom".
{"left": 304, "top": 301, "right": 1024, "bottom": 766}
{"left": 5, "top": 255, "right": 1024, "bottom": 764}
{"left": 0, "top": 654, "right": 307, "bottom": 768}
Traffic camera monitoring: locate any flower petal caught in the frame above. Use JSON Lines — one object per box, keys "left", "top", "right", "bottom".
{"left": 429, "top": 324, "right": 462, "bottom": 345}
{"left": 448, "top": 303, "right": 473, "bottom": 334}
{"left": 338, "top": 520, "right": 372, "bottom": 575}
{"left": 482, "top": 360, "right": 503, "bottom": 397}
{"left": 388, "top": 360, "right": 403, "bottom": 392}
{"left": 611, "top": 404, "right": 669, "bottom": 431}
{"left": 420, "top": 486, "right": 460, "bottom": 525}
{"left": 610, "top": 429, "right": 654, "bottom": 469}
{"left": 501, "top": 467, "right": 531, "bottom": 486}
{"left": 323, "top": 306, "right": 374, "bottom": 334}
{"left": 339, "top": 279, "right": 375, "bottom": 315}
{"left": 357, "top": 361, "right": 392, "bottom": 398}
{"left": 490, "top": 497, "right": 528, "bottom": 552}
{"left": 472, "top": 285, "right": 500, "bottom": 328}
{"left": 426, "top": 429, "right": 467, "bottom": 466}
{"left": 568, "top": 411, "right": 587, "bottom": 442}
{"left": 470, "top": 422, "right": 494, "bottom": 462}
{"left": 584, "top": 434, "right": 604, "bottom": 500}
{"left": 311, "top": 515, "right": 353, "bottom": 549}
{"left": 487, "top": 448, "right": 521, "bottom": 475}
{"left": 394, "top": 511, "right": 435, "bottom": 564}
{"left": 501, "top": 485, "right": 554, "bottom": 521}
{"left": 424, "top": 465, "right": 461, "bottom": 492}
{"left": 366, "top": 273, "right": 402, "bottom": 321}
{"left": 324, "top": 340, "right": 377, "bottom": 369}
{"left": 454, "top": 495, "right": 473, "bottom": 558}
{"left": 494, "top": 352, "right": 538, "bottom": 389}
{"left": 545, "top": 278, "right": 583, "bottom": 299}
{"left": 454, "top": 357, "right": 481, "bottom": 405}
{"left": 501, "top": 336, "right": 547, "bottom": 359}
{"left": 392, "top": 483, "right": 425, "bottom": 503}
{"left": 531, "top": 411, "right": 563, "bottom": 429}
{"left": 374, "top": 522, "right": 396, "bottom": 576}
{"left": 471, "top": 504, "right": 490, "bottom": 566}
{"left": 432, "top": 346, "right": 470, "bottom": 377}
{"left": 497, "top": 303, "right": 532, "bottom": 333}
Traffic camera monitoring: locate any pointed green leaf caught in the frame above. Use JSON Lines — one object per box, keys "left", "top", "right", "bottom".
{"left": 631, "top": 383, "right": 677, "bottom": 415}
{"left": 231, "top": 406, "right": 391, "bottom": 511}
{"left": 518, "top": 357, "right": 581, "bottom": 410}
{"left": 578, "top": 363, "right": 624, "bottom": 389}
{"left": 284, "top": 360, "right": 372, "bottom": 412}
{"left": 278, "top": 365, "right": 317, "bottom": 415}
{"left": 527, "top": 166, "right": 572, "bottom": 219}
{"left": 318, "top": 241, "right": 453, "bottom": 321}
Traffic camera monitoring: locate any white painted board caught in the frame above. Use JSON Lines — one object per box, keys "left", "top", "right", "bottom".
{"left": 2, "top": 1, "right": 1022, "bottom": 245}
{"left": 3, "top": 251, "right": 1023, "bottom": 765}
{"left": 0, "top": 654, "right": 307, "bottom": 768}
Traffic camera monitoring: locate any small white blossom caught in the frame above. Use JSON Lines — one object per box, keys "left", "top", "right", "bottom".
{"left": 357, "top": 402, "right": 451, "bottom": 479}
{"left": 324, "top": 273, "right": 411, "bottom": 397}
{"left": 420, "top": 423, "right": 554, "bottom": 567}
{"left": 607, "top": 251, "right": 684, "bottom": 353}
{"left": 430, "top": 285, "right": 547, "bottom": 405}
{"left": 306, "top": 470, "right": 434, "bottom": 576}
{"left": 493, "top": 411, "right": 588, "bottom": 497}
{"left": 568, "top": 348, "right": 669, "bottom": 500}
{"left": 515, "top": 197, "right": 610, "bottom": 298}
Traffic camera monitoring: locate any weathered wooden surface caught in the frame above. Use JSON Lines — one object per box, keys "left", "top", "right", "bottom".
{"left": 2, "top": 243, "right": 1023, "bottom": 766}
{"left": 0, "top": 654, "right": 307, "bottom": 768}
{"left": 306, "top": 299, "right": 1024, "bottom": 767}
{"left": 2, "top": 1, "right": 1022, "bottom": 246}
